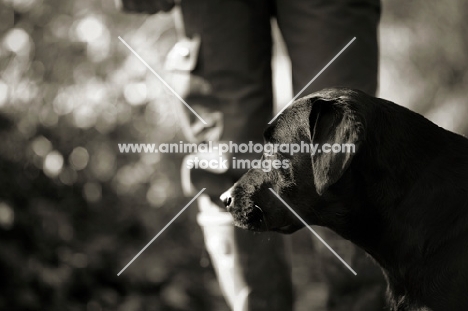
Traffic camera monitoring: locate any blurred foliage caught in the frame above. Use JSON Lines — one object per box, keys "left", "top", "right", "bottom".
{"left": 379, "top": 0, "right": 468, "bottom": 135}
{"left": 0, "top": 0, "right": 467, "bottom": 310}
{"left": 0, "top": 0, "right": 227, "bottom": 310}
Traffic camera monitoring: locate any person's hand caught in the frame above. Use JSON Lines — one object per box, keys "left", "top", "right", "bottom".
{"left": 115, "top": 0, "right": 175, "bottom": 14}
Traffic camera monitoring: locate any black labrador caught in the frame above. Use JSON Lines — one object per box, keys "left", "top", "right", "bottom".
{"left": 220, "top": 88, "right": 468, "bottom": 311}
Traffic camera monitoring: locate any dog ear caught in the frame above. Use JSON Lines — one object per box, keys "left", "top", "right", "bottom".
{"left": 309, "top": 98, "right": 364, "bottom": 195}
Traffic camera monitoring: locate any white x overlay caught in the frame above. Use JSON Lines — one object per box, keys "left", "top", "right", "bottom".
{"left": 269, "top": 188, "right": 357, "bottom": 275}
{"left": 117, "top": 188, "right": 206, "bottom": 276}
{"left": 268, "top": 37, "right": 356, "bottom": 124}
{"left": 117, "top": 34, "right": 358, "bottom": 277}
{"left": 118, "top": 36, "right": 207, "bottom": 124}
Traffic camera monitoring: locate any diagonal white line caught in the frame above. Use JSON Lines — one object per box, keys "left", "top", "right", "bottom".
{"left": 268, "top": 37, "right": 357, "bottom": 124}
{"left": 118, "top": 36, "right": 207, "bottom": 125}
{"left": 117, "top": 188, "right": 206, "bottom": 276}
{"left": 268, "top": 188, "right": 357, "bottom": 275}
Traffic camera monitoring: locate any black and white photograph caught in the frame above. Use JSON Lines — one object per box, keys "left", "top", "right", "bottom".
{"left": 0, "top": 0, "right": 467, "bottom": 310}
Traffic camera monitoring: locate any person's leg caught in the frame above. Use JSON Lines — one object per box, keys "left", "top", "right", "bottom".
{"left": 275, "top": 0, "right": 386, "bottom": 310}
{"left": 183, "top": 0, "right": 274, "bottom": 150}
{"left": 276, "top": 0, "right": 380, "bottom": 95}
{"left": 181, "top": 1, "right": 293, "bottom": 310}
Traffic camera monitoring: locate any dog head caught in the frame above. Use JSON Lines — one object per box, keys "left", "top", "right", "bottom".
{"left": 220, "top": 88, "right": 367, "bottom": 234}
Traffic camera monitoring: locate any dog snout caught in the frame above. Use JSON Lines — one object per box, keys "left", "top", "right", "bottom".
{"left": 220, "top": 185, "right": 234, "bottom": 209}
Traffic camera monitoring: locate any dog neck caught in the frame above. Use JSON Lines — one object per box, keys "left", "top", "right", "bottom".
{"left": 321, "top": 101, "right": 468, "bottom": 306}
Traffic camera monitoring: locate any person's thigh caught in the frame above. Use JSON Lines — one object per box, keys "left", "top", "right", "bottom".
{"left": 275, "top": 0, "right": 380, "bottom": 95}
{"left": 182, "top": 0, "right": 274, "bottom": 150}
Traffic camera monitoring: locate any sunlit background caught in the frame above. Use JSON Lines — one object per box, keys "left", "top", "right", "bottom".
{"left": 0, "top": 0, "right": 467, "bottom": 310}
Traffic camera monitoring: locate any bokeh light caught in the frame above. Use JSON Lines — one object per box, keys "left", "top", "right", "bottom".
{"left": 89, "top": 144, "right": 116, "bottom": 181}
{"left": 146, "top": 179, "right": 170, "bottom": 208}
{"left": 0, "top": 202, "right": 14, "bottom": 230}
{"left": 3, "top": 28, "right": 30, "bottom": 54}
{"left": 76, "top": 16, "right": 104, "bottom": 43}
{"left": 124, "top": 82, "right": 147, "bottom": 105}
{"left": 69, "top": 146, "right": 89, "bottom": 170}
{"left": 43, "top": 150, "right": 64, "bottom": 177}
{"left": 31, "top": 136, "right": 52, "bottom": 157}
{"left": 59, "top": 167, "right": 78, "bottom": 185}
{"left": 83, "top": 182, "right": 102, "bottom": 203}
